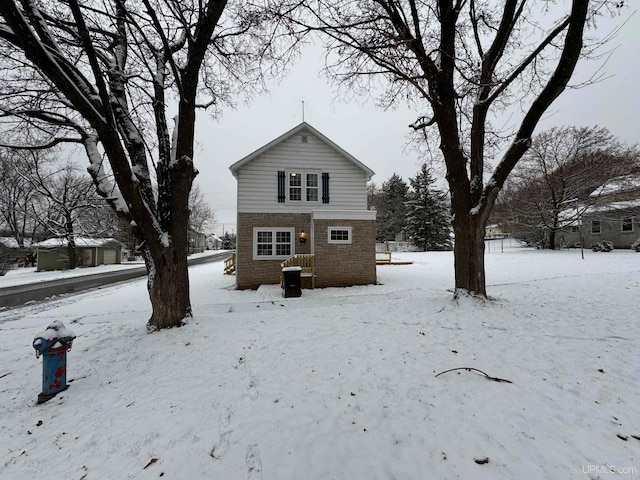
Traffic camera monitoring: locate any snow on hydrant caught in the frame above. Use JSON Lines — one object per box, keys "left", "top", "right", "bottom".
{"left": 32, "top": 320, "right": 76, "bottom": 404}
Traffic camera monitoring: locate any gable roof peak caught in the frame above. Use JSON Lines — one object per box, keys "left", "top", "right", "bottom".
{"left": 229, "top": 121, "right": 374, "bottom": 180}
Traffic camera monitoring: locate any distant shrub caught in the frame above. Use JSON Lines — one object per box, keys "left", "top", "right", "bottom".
{"left": 0, "top": 253, "right": 12, "bottom": 276}
{"left": 591, "top": 240, "right": 614, "bottom": 252}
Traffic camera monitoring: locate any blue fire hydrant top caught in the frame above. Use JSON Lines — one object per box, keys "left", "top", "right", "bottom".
{"left": 33, "top": 320, "right": 76, "bottom": 358}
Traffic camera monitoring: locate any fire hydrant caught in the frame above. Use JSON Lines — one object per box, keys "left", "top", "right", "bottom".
{"left": 33, "top": 320, "right": 76, "bottom": 404}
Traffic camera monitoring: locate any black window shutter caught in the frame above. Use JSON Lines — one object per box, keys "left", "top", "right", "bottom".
{"left": 322, "top": 172, "right": 330, "bottom": 204}
{"left": 277, "top": 171, "right": 285, "bottom": 203}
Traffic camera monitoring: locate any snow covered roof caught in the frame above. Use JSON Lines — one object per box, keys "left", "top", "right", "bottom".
{"left": 0, "top": 237, "right": 35, "bottom": 249}
{"left": 558, "top": 198, "right": 640, "bottom": 226}
{"left": 585, "top": 199, "right": 640, "bottom": 214}
{"left": 229, "top": 122, "right": 375, "bottom": 181}
{"left": 1, "top": 237, "right": 22, "bottom": 249}
{"left": 589, "top": 174, "right": 640, "bottom": 198}
{"left": 34, "top": 237, "right": 122, "bottom": 248}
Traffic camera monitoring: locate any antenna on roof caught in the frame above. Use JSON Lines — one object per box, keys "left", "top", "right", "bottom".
{"left": 302, "top": 100, "right": 305, "bottom": 122}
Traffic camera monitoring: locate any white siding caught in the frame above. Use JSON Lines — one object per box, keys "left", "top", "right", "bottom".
{"left": 236, "top": 129, "right": 369, "bottom": 213}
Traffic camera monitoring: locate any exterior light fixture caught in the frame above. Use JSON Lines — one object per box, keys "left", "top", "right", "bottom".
{"left": 299, "top": 230, "right": 307, "bottom": 243}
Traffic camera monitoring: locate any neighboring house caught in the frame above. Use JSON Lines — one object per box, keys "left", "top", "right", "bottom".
{"left": 229, "top": 122, "right": 377, "bottom": 289}
{"left": 206, "top": 234, "right": 223, "bottom": 250}
{"left": 560, "top": 175, "right": 640, "bottom": 249}
{"left": 34, "top": 237, "right": 123, "bottom": 271}
{"left": 188, "top": 229, "right": 206, "bottom": 254}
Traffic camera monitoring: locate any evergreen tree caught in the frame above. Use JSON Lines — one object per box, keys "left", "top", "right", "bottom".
{"left": 405, "top": 165, "right": 451, "bottom": 251}
{"left": 377, "top": 174, "right": 408, "bottom": 242}
{"left": 222, "top": 232, "right": 236, "bottom": 250}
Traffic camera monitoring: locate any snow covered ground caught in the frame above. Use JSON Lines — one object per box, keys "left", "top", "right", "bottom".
{"left": 1, "top": 244, "right": 639, "bottom": 479}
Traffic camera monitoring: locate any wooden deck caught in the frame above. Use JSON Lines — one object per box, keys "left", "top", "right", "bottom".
{"left": 376, "top": 251, "right": 413, "bottom": 265}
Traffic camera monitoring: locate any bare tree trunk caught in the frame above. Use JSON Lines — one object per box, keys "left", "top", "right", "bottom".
{"left": 142, "top": 147, "right": 194, "bottom": 330}
{"left": 549, "top": 229, "right": 557, "bottom": 250}
{"left": 66, "top": 215, "right": 77, "bottom": 269}
{"left": 145, "top": 242, "right": 191, "bottom": 331}
{"left": 452, "top": 209, "right": 487, "bottom": 297}
{"left": 67, "top": 240, "right": 77, "bottom": 269}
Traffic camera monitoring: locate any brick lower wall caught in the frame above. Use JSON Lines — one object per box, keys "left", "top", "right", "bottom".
{"left": 236, "top": 212, "right": 311, "bottom": 289}
{"left": 236, "top": 213, "right": 376, "bottom": 289}
{"left": 313, "top": 219, "right": 377, "bottom": 288}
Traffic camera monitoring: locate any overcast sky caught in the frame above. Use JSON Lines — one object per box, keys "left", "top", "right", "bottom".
{"left": 193, "top": 9, "right": 639, "bottom": 236}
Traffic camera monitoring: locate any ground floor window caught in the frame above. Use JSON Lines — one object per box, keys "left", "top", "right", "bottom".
{"left": 591, "top": 219, "right": 601, "bottom": 234}
{"left": 253, "top": 227, "right": 294, "bottom": 259}
{"left": 328, "top": 226, "right": 352, "bottom": 244}
{"left": 621, "top": 217, "right": 634, "bottom": 232}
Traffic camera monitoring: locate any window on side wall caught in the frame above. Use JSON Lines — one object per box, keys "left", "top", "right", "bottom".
{"left": 253, "top": 227, "right": 294, "bottom": 260}
{"left": 621, "top": 217, "right": 633, "bottom": 232}
{"left": 328, "top": 226, "right": 352, "bottom": 244}
{"left": 591, "top": 219, "right": 601, "bottom": 234}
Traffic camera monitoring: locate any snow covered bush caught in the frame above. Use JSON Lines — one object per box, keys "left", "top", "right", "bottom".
{"left": 591, "top": 240, "right": 614, "bottom": 252}
{"left": 631, "top": 238, "right": 640, "bottom": 252}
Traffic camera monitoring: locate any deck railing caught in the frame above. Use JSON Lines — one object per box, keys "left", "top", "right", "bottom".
{"left": 280, "top": 254, "right": 315, "bottom": 289}
{"left": 223, "top": 253, "right": 236, "bottom": 275}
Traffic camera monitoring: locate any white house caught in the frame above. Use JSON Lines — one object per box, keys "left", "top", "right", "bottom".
{"left": 229, "top": 122, "right": 377, "bottom": 289}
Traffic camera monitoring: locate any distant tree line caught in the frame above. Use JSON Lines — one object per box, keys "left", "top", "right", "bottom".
{"left": 369, "top": 165, "right": 452, "bottom": 251}
{"left": 0, "top": 148, "right": 216, "bottom": 267}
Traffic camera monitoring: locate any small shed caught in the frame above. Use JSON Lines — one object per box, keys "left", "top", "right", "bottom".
{"left": 34, "top": 237, "right": 123, "bottom": 271}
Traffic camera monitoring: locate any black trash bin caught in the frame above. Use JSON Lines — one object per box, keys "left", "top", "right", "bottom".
{"left": 282, "top": 266, "right": 302, "bottom": 298}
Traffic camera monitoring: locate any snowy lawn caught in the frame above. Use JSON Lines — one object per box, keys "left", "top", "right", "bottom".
{"left": 1, "top": 245, "right": 639, "bottom": 479}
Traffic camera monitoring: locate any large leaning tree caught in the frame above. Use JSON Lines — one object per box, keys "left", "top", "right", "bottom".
{"left": 281, "top": 0, "right": 620, "bottom": 297}
{"left": 0, "top": 1, "right": 298, "bottom": 329}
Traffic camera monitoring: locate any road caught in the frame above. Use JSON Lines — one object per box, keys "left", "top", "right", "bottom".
{"left": 0, "top": 251, "right": 232, "bottom": 309}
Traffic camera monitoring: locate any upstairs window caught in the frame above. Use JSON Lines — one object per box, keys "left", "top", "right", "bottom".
{"left": 286, "top": 171, "right": 320, "bottom": 203}
{"left": 306, "top": 173, "right": 319, "bottom": 201}
{"left": 289, "top": 173, "right": 302, "bottom": 201}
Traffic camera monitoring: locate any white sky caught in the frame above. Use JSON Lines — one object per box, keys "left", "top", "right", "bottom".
{"left": 197, "top": 8, "right": 638, "bottom": 235}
